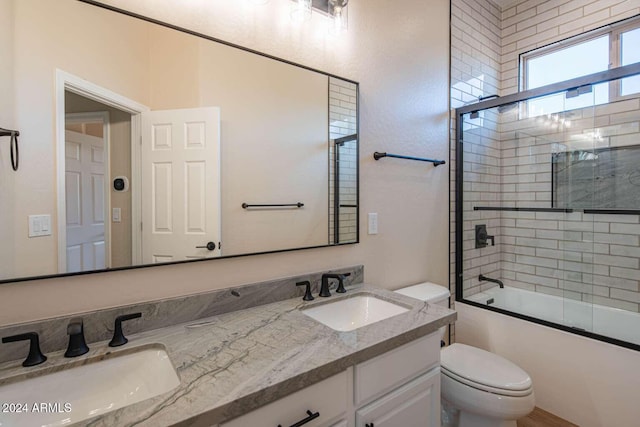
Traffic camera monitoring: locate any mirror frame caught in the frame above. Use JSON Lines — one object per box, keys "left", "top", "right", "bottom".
{"left": 0, "top": 0, "right": 359, "bottom": 285}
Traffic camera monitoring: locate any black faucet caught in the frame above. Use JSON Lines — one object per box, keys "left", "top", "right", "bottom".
{"left": 479, "top": 274, "right": 504, "bottom": 289}
{"left": 319, "top": 273, "right": 350, "bottom": 297}
{"left": 2, "top": 332, "right": 47, "bottom": 367}
{"left": 64, "top": 318, "right": 89, "bottom": 357}
{"left": 109, "top": 312, "right": 142, "bottom": 347}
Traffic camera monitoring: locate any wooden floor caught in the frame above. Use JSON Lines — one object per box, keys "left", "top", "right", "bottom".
{"left": 517, "top": 407, "right": 578, "bottom": 427}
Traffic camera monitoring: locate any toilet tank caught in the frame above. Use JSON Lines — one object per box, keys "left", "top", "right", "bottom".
{"left": 394, "top": 282, "right": 450, "bottom": 307}
{"left": 394, "top": 282, "right": 450, "bottom": 340}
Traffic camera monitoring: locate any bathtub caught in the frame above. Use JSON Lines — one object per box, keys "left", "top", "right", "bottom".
{"left": 466, "top": 286, "right": 640, "bottom": 346}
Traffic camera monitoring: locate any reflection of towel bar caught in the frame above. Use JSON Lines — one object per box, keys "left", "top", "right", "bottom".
{"left": 373, "top": 151, "right": 445, "bottom": 166}
{"left": 242, "top": 202, "right": 304, "bottom": 209}
{"left": 0, "top": 127, "right": 20, "bottom": 171}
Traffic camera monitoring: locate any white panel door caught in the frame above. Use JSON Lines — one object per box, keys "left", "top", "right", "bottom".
{"left": 65, "top": 130, "right": 106, "bottom": 272}
{"left": 141, "top": 107, "right": 221, "bottom": 263}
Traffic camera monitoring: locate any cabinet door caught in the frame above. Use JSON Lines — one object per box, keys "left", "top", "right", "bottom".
{"left": 354, "top": 332, "right": 439, "bottom": 406}
{"left": 355, "top": 368, "right": 440, "bottom": 427}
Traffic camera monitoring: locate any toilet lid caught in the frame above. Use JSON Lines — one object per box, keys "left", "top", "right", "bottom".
{"left": 394, "top": 283, "right": 450, "bottom": 304}
{"left": 441, "top": 344, "right": 532, "bottom": 397}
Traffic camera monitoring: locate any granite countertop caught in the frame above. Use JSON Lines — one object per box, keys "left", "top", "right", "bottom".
{"left": 0, "top": 285, "right": 456, "bottom": 426}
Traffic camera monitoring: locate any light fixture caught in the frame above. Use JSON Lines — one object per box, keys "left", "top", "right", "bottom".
{"left": 328, "top": 0, "right": 348, "bottom": 34}
{"left": 291, "top": 0, "right": 312, "bottom": 23}
{"left": 288, "top": 0, "right": 350, "bottom": 32}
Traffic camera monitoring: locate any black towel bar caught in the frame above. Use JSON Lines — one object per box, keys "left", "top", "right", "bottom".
{"left": 0, "top": 127, "right": 20, "bottom": 171}
{"left": 242, "top": 202, "right": 304, "bottom": 209}
{"left": 373, "top": 151, "right": 445, "bottom": 166}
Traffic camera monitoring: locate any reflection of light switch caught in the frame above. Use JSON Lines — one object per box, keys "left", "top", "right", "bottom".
{"left": 368, "top": 213, "right": 378, "bottom": 235}
{"left": 29, "top": 215, "right": 52, "bottom": 237}
{"left": 112, "top": 208, "right": 121, "bottom": 223}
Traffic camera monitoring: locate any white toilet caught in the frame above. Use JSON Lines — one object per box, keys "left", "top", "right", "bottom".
{"left": 395, "top": 283, "right": 535, "bottom": 427}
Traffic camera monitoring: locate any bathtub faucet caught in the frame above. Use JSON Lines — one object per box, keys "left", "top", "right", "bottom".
{"left": 479, "top": 274, "right": 504, "bottom": 289}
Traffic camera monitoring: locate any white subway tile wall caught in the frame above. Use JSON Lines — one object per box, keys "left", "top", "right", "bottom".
{"left": 451, "top": 0, "right": 640, "bottom": 314}
{"left": 450, "top": 0, "right": 503, "bottom": 310}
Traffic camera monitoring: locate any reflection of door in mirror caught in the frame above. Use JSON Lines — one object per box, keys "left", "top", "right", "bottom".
{"left": 64, "top": 113, "right": 109, "bottom": 272}
{"left": 65, "top": 92, "right": 135, "bottom": 271}
{"left": 141, "top": 107, "right": 221, "bottom": 263}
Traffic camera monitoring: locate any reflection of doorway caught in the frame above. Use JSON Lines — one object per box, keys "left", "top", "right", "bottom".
{"left": 56, "top": 70, "right": 148, "bottom": 273}
{"left": 64, "top": 113, "right": 109, "bottom": 272}
{"left": 56, "top": 72, "right": 222, "bottom": 270}
{"left": 56, "top": 70, "right": 221, "bottom": 273}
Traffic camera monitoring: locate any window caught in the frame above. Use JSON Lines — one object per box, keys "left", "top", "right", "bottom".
{"left": 621, "top": 27, "right": 640, "bottom": 96}
{"left": 520, "top": 17, "right": 640, "bottom": 116}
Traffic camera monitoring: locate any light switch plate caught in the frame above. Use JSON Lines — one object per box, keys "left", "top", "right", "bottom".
{"left": 368, "top": 213, "right": 378, "bottom": 235}
{"left": 112, "top": 207, "right": 121, "bottom": 223}
{"left": 28, "top": 215, "right": 52, "bottom": 237}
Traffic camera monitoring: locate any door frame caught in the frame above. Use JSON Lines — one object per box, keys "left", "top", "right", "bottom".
{"left": 65, "top": 112, "right": 111, "bottom": 269}
{"left": 55, "top": 70, "right": 149, "bottom": 273}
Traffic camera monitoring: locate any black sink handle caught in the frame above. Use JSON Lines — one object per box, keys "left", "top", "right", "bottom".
{"left": 336, "top": 272, "right": 351, "bottom": 293}
{"left": 296, "top": 281, "right": 315, "bottom": 301}
{"left": 2, "top": 332, "right": 47, "bottom": 367}
{"left": 109, "top": 313, "right": 142, "bottom": 347}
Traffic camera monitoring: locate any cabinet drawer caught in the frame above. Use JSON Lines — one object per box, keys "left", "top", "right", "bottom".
{"left": 354, "top": 332, "right": 439, "bottom": 406}
{"left": 221, "top": 370, "right": 349, "bottom": 427}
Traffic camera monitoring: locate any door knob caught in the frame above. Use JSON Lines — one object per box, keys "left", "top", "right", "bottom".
{"left": 196, "top": 242, "right": 216, "bottom": 251}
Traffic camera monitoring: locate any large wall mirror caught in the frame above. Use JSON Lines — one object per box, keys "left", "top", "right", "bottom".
{"left": 0, "top": 0, "right": 359, "bottom": 283}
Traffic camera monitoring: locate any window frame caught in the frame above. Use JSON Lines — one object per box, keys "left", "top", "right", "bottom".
{"left": 519, "top": 15, "right": 640, "bottom": 102}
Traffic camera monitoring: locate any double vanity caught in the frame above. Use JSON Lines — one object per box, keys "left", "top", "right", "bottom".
{"left": 0, "top": 269, "right": 455, "bottom": 426}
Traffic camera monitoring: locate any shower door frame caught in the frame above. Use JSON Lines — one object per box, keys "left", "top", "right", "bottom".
{"left": 454, "top": 62, "right": 640, "bottom": 352}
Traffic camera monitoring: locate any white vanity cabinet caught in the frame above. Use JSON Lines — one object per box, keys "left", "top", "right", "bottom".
{"left": 219, "top": 332, "right": 440, "bottom": 427}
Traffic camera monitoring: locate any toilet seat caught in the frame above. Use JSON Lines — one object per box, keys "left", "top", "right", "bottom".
{"left": 441, "top": 344, "right": 532, "bottom": 397}
{"left": 441, "top": 367, "right": 532, "bottom": 397}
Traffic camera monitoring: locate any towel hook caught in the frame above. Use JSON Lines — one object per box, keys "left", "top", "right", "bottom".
{"left": 0, "top": 128, "right": 20, "bottom": 171}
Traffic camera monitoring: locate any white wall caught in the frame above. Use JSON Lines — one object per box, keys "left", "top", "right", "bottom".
{"left": 456, "top": 302, "right": 640, "bottom": 427}
{"left": 0, "top": 0, "right": 450, "bottom": 324}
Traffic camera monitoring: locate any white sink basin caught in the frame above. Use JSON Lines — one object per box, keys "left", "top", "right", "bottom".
{"left": 0, "top": 347, "right": 179, "bottom": 427}
{"left": 302, "top": 295, "right": 409, "bottom": 332}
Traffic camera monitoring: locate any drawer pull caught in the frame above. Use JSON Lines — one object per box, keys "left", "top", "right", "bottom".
{"left": 278, "top": 409, "right": 320, "bottom": 427}
{"left": 366, "top": 424, "right": 374, "bottom": 427}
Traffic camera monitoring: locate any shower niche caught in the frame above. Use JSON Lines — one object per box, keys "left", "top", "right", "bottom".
{"left": 552, "top": 145, "right": 640, "bottom": 209}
